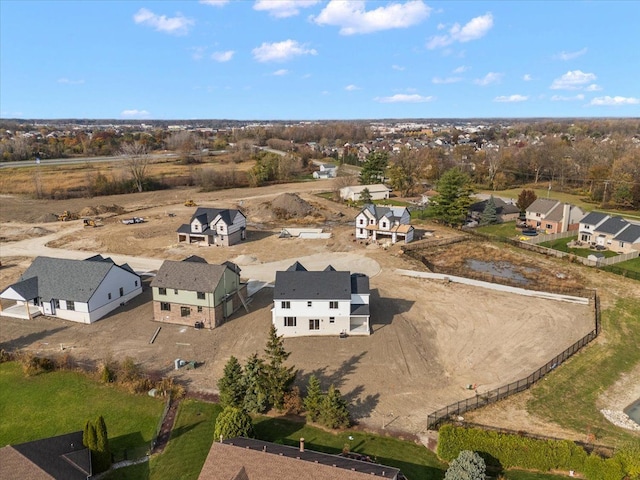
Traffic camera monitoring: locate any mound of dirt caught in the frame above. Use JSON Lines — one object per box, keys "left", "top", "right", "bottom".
{"left": 270, "top": 193, "right": 314, "bottom": 219}
{"left": 233, "top": 255, "right": 259, "bottom": 265}
{"left": 37, "top": 213, "right": 60, "bottom": 223}
{"left": 79, "top": 204, "right": 125, "bottom": 217}
{"left": 26, "top": 227, "right": 53, "bottom": 236}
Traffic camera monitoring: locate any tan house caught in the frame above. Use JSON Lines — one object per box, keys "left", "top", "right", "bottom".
{"left": 150, "top": 256, "right": 247, "bottom": 328}
{"left": 177, "top": 207, "right": 247, "bottom": 246}
{"left": 525, "top": 199, "right": 585, "bottom": 234}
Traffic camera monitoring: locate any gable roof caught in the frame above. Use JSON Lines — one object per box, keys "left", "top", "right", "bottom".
{"left": 275, "top": 270, "right": 352, "bottom": 300}
{"left": 526, "top": 198, "right": 559, "bottom": 215}
{"left": 184, "top": 255, "right": 208, "bottom": 263}
{"left": 351, "top": 273, "right": 370, "bottom": 295}
{"left": 150, "top": 260, "right": 232, "bottom": 292}
{"left": 286, "top": 261, "right": 307, "bottom": 272}
{"left": 580, "top": 211, "right": 609, "bottom": 226}
{"left": 470, "top": 197, "right": 519, "bottom": 215}
{"left": 191, "top": 207, "right": 244, "bottom": 226}
{"left": 360, "top": 204, "right": 409, "bottom": 222}
{"left": 0, "top": 431, "right": 91, "bottom": 480}
{"left": 613, "top": 223, "right": 640, "bottom": 243}
{"left": 343, "top": 184, "right": 390, "bottom": 194}
{"left": 595, "top": 216, "right": 629, "bottom": 235}
{"left": 198, "top": 438, "right": 400, "bottom": 480}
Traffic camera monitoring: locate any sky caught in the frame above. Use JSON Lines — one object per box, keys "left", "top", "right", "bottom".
{"left": 1, "top": 0, "right": 639, "bottom": 120}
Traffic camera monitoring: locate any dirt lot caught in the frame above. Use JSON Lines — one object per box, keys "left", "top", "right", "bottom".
{"left": 0, "top": 183, "right": 600, "bottom": 436}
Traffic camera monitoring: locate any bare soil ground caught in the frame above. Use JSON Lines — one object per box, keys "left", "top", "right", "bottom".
{"left": 0, "top": 182, "right": 614, "bottom": 436}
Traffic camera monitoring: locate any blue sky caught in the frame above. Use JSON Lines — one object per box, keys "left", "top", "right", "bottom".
{"left": 1, "top": 0, "right": 639, "bottom": 120}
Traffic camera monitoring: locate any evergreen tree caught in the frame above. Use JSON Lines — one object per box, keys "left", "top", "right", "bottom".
{"left": 85, "top": 421, "right": 98, "bottom": 452}
{"left": 213, "top": 406, "right": 255, "bottom": 441}
{"left": 444, "top": 450, "right": 486, "bottom": 480}
{"left": 94, "top": 415, "right": 111, "bottom": 473}
{"left": 242, "top": 353, "right": 268, "bottom": 413}
{"left": 359, "top": 151, "right": 388, "bottom": 185}
{"left": 428, "top": 167, "right": 474, "bottom": 227}
{"left": 217, "top": 356, "right": 245, "bottom": 408}
{"left": 479, "top": 196, "right": 499, "bottom": 226}
{"left": 319, "top": 384, "right": 350, "bottom": 429}
{"left": 82, "top": 420, "right": 92, "bottom": 448}
{"left": 359, "top": 188, "right": 372, "bottom": 204}
{"left": 263, "top": 325, "right": 296, "bottom": 410}
{"left": 303, "top": 375, "right": 324, "bottom": 422}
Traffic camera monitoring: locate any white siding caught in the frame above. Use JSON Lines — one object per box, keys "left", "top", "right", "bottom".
{"left": 272, "top": 299, "right": 354, "bottom": 337}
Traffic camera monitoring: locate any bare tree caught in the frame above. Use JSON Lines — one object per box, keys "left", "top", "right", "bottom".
{"left": 120, "top": 141, "right": 150, "bottom": 192}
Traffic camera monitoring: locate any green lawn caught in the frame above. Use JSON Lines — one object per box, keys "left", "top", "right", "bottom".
{"left": 538, "top": 237, "right": 618, "bottom": 258}
{"left": 604, "top": 256, "right": 640, "bottom": 274}
{"left": 0, "top": 362, "right": 164, "bottom": 458}
{"left": 476, "top": 221, "right": 519, "bottom": 238}
{"left": 527, "top": 297, "right": 640, "bottom": 446}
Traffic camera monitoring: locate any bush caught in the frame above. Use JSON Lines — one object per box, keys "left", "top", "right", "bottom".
{"left": 445, "top": 450, "right": 486, "bottom": 480}
{"left": 282, "top": 386, "right": 304, "bottom": 415}
{"left": 213, "top": 407, "right": 255, "bottom": 441}
{"left": 22, "top": 354, "right": 56, "bottom": 376}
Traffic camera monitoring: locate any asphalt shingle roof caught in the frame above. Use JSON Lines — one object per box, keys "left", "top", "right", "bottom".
{"left": 274, "top": 270, "right": 352, "bottom": 300}
{"left": 150, "top": 260, "right": 229, "bottom": 292}
{"left": 580, "top": 211, "right": 609, "bottom": 226}
{"left": 613, "top": 223, "right": 640, "bottom": 243}
{"left": 595, "top": 216, "right": 629, "bottom": 235}
{"left": 526, "top": 198, "right": 559, "bottom": 215}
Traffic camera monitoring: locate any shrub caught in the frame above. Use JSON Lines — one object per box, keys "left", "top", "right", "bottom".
{"left": 22, "top": 354, "right": 56, "bottom": 376}
{"left": 445, "top": 450, "right": 486, "bottom": 480}
{"left": 213, "top": 407, "right": 255, "bottom": 441}
{"left": 282, "top": 386, "right": 303, "bottom": 415}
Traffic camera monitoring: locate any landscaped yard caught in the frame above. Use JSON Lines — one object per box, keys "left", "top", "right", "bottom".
{"left": 604, "top": 256, "right": 640, "bottom": 275}
{"left": 538, "top": 236, "right": 618, "bottom": 258}
{"left": 0, "top": 361, "right": 164, "bottom": 459}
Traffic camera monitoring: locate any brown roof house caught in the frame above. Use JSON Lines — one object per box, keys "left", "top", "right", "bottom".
{"left": 150, "top": 256, "right": 248, "bottom": 328}
{"left": 525, "top": 198, "right": 585, "bottom": 234}
{"left": 0, "top": 431, "right": 91, "bottom": 480}
{"left": 198, "top": 437, "right": 402, "bottom": 480}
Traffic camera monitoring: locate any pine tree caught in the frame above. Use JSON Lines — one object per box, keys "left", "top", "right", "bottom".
{"left": 82, "top": 420, "right": 92, "bottom": 448}
{"left": 444, "top": 450, "right": 486, "bottom": 480}
{"left": 428, "top": 167, "right": 474, "bottom": 227}
{"left": 242, "top": 353, "right": 268, "bottom": 413}
{"left": 213, "top": 406, "right": 255, "bottom": 441}
{"left": 303, "top": 375, "right": 324, "bottom": 422}
{"left": 319, "top": 384, "right": 350, "bottom": 429}
{"left": 94, "top": 415, "right": 111, "bottom": 473}
{"left": 359, "top": 151, "right": 388, "bottom": 185}
{"left": 217, "top": 356, "right": 245, "bottom": 408}
{"left": 263, "top": 325, "right": 296, "bottom": 410}
{"left": 359, "top": 188, "right": 373, "bottom": 204}
{"left": 480, "top": 196, "right": 498, "bottom": 226}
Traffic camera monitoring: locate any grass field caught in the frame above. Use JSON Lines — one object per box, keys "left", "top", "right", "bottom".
{"left": 476, "top": 221, "right": 519, "bottom": 238}
{"left": 538, "top": 237, "right": 619, "bottom": 259}
{"left": 604, "top": 257, "right": 640, "bottom": 275}
{"left": 0, "top": 362, "right": 164, "bottom": 458}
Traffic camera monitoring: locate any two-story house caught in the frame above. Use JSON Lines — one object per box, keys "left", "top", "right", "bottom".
{"left": 177, "top": 207, "right": 246, "bottom": 246}
{"left": 578, "top": 211, "right": 609, "bottom": 243}
{"left": 312, "top": 163, "right": 338, "bottom": 179}
{"left": 271, "top": 262, "right": 370, "bottom": 337}
{"left": 354, "top": 204, "right": 414, "bottom": 244}
{"left": 525, "top": 199, "right": 585, "bottom": 234}
{"left": 578, "top": 212, "right": 640, "bottom": 253}
{"left": 150, "top": 256, "right": 247, "bottom": 328}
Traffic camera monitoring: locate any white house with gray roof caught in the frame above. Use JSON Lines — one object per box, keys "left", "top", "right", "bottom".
{"left": 339, "top": 184, "right": 390, "bottom": 202}
{"left": 177, "top": 207, "right": 246, "bottom": 246}
{"left": 579, "top": 212, "right": 640, "bottom": 253}
{"left": 0, "top": 255, "right": 142, "bottom": 323}
{"left": 271, "top": 262, "right": 370, "bottom": 338}
{"left": 355, "top": 204, "right": 414, "bottom": 244}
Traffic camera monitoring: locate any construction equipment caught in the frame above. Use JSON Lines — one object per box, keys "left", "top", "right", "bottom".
{"left": 184, "top": 199, "right": 197, "bottom": 207}
{"left": 57, "top": 210, "right": 78, "bottom": 222}
{"left": 83, "top": 218, "right": 97, "bottom": 227}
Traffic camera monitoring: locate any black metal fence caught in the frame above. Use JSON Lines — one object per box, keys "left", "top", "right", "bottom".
{"left": 426, "top": 293, "right": 601, "bottom": 429}
{"left": 150, "top": 395, "right": 172, "bottom": 452}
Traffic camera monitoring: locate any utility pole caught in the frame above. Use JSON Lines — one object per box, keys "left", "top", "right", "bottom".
{"left": 602, "top": 180, "right": 609, "bottom": 207}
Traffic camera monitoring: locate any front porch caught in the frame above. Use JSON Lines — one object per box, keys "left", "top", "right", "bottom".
{"left": 0, "top": 302, "right": 42, "bottom": 320}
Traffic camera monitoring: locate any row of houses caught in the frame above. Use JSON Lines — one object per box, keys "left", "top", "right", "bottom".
{"left": 579, "top": 212, "right": 640, "bottom": 254}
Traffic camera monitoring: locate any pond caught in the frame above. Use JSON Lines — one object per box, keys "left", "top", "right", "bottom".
{"left": 623, "top": 397, "right": 640, "bottom": 426}
{"left": 466, "top": 259, "right": 536, "bottom": 285}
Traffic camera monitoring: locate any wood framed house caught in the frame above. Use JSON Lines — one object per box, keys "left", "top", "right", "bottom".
{"left": 312, "top": 163, "right": 338, "bottom": 179}
{"left": 612, "top": 223, "right": 640, "bottom": 253}
{"left": 355, "top": 204, "right": 414, "bottom": 244}
{"left": 339, "top": 184, "right": 391, "bottom": 202}
{"left": 0, "top": 255, "right": 142, "bottom": 323}
{"left": 177, "top": 207, "right": 246, "bottom": 246}
{"left": 578, "top": 212, "right": 640, "bottom": 253}
{"left": 150, "top": 257, "right": 247, "bottom": 328}
{"left": 578, "top": 211, "right": 609, "bottom": 244}
{"left": 271, "top": 262, "right": 370, "bottom": 338}
{"left": 525, "top": 199, "right": 585, "bottom": 234}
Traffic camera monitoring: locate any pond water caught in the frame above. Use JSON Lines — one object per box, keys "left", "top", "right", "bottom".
{"left": 623, "top": 398, "right": 640, "bottom": 426}
{"left": 466, "top": 259, "right": 536, "bottom": 285}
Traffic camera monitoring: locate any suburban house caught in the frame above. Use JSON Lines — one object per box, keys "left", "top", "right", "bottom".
{"left": 272, "top": 262, "right": 370, "bottom": 337}
{"left": 198, "top": 437, "right": 401, "bottom": 480}
{"left": 355, "top": 204, "right": 414, "bottom": 244}
{"left": 0, "top": 431, "right": 91, "bottom": 480}
{"left": 312, "top": 163, "right": 338, "bottom": 179}
{"left": 177, "top": 207, "right": 246, "bottom": 246}
{"left": 613, "top": 223, "right": 640, "bottom": 253}
{"left": 469, "top": 197, "right": 520, "bottom": 223}
{"left": 578, "top": 211, "right": 610, "bottom": 243}
{"left": 150, "top": 256, "right": 247, "bottom": 328}
{"left": 525, "top": 199, "right": 585, "bottom": 234}
{"left": 340, "top": 184, "right": 391, "bottom": 202}
{"left": 0, "top": 255, "right": 142, "bottom": 323}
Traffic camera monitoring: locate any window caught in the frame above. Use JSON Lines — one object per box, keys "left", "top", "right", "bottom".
{"left": 329, "top": 317, "right": 335, "bottom": 323}
{"left": 360, "top": 229, "right": 364, "bottom": 235}
{"left": 135, "top": 280, "right": 138, "bottom": 287}
{"left": 307, "top": 301, "right": 312, "bottom": 307}
{"left": 159, "top": 287, "right": 167, "bottom": 295}
{"left": 181, "top": 306, "right": 190, "bottom": 317}
{"left": 197, "top": 292, "right": 205, "bottom": 300}
{"left": 53, "top": 299, "right": 60, "bottom": 309}
{"left": 546, "top": 224, "right": 552, "bottom": 230}
{"left": 329, "top": 301, "right": 338, "bottom": 309}
{"left": 284, "top": 317, "right": 297, "bottom": 327}
{"left": 160, "top": 302, "right": 171, "bottom": 311}
{"left": 309, "top": 319, "right": 320, "bottom": 330}
{"left": 108, "top": 293, "right": 112, "bottom": 300}
{"left": 281, "top": 301, "right": 290, "bottom": 309}
{"left": 219, "top": 225, "right": 224, "bottom": 232}
{"left": 67, "top": 301, "right": 75, "bottom": 311}
{"left": 359, "top": 218, "right": 364, "bottom": 225}
{"left": 536, "top": 213, "right": 541, "bottom": 217}
{"left": 197, "top": 306, "right": 203, "bottom": 313}
{"left": 119, "top": 287, "right": 124, "bottom": 297}
{"left": 382, "top": 222, "right": 387, "bottom": 228}
{"left": 174, "top": 289, "right": 179, "bottom": 295}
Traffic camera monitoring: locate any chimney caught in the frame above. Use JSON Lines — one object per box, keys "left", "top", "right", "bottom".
{"left": 562, "top": 203, "right": 570, "bottom": 232}
{"left": 299, "top": 437, "right": 305, "bottom": 452}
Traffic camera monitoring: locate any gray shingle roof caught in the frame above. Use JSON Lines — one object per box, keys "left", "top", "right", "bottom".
{"left": 286, "top": 261, "right": 307, "bottom": 272}
{"left": 595, "top": 216, "right": 629, "bottom": 235}
{"left": 350, "top": 273, "right": 369, "bottom": 295}
{"left": 613, "top": 223, "right": 640, "bottom": 243}
{"left": 580, "top": 211, "right": 609, "bottom": 226}
{"left": 5, "top": 276, "right": 39, "bottom": 300}
{"left": 150, "top": 260, "right": 229, "bottom": 292}
{"left": 274, "top": 271, "right": 352, "bottom": 300}
{"left": 526, "top": 198, "right": 559, "bottom": 215}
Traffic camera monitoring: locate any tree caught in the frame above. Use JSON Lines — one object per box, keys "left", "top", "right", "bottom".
{"left": 83, "top": 420, "right": 97, "bottom": 451}
{"left": 479, "top": 196, "right": 498, "bottom": 226}
{"left": 359, "top": 151, "right": 388, "bottom": 185}
{"left": 217, "top": 356, "right": 245, "bottom": 409}
{"left": 428, "top": 168, "right": 474, "bottom": 227}
{"left": 516, "top": 189, "right": 537, "bottom": 213}
{"left": 263, "top": 325, "right": 296, "bottom": 410}
{"left": 120, "top": 141, "right": 150, "bottom": 193}
{"left": 319, "top": 384, "right": 350, "bottom": 429}
{"left": 213, "top": 406, "right": 255, "bottom": 441}
{"left": 242, "top": 353, "right": 268, "bottom": 413}
{"left": 94, "top": 415, "right": 111, "bottom": 473}
{"left": 444, "top": 450, "right": 486, "bottom": 480}
{"left": 359, "top": 187, "right": 372, "bottom": 204}
{"left": 387, "top": 148, "right": 423, "bottom": 196}
{"left": 303, "top": 375, "right": 323, "bottom": 422}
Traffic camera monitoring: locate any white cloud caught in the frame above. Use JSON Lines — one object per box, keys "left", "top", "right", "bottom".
{"left": 551, "top": 94, "right": 585, "bottom": 101}
{"left": 585, "top": 84, "right": 602, "bottom": 92}
{"left": 313, "top": 0, "right": 431, "bottom": 35}
{"left": 254, "top": 0, "right": 320, "bottom": 18}
{"left": 453, "top": 65, "right": 469, "bottom": 74}
{"left": 273, "top": 69, "right": 289, "bottom": 76}
{"left": 494, "top": 94, "right": 528, "bottom": 103}
{"left": 252, "top": 39, "right": 317, "bottom": 62}
{"left": 200, "top": 0, "right": 229, "bottom": 5}
{"left": 550, "top": 70, "right": 596, "bottom": 90}
{"left": 392, "top": 64, "right": 405, "bottom": 71}
{"left": 58, "top": 78, "right": 85, "bottom": 85}
{"left": 133, "top": 8, "right": 194, "bottom": 35}
{"left": 590, "top": 96, "right": 640, "bottom": 106}
{"left": 554, "top": 47, "right": 588, "bottom": 61}
{"left": 523, "top": 74, "right": 532, "bottom": 81}
{"left": 432, "top": 76, "right": 462, "bottom": 84}
{"left": 345, "top": 84, "right": 360, "bottom": 91}
{"left": 427, "top": 13, "right": 493, "bottom": 49}
{"left": 121, "top": 109, "right": 151, "bottom": 118}
{"left": 375, "top": 94, "right": 434, "bottom": 103}
{"left": 474, "top": 72, "right": 502, "bottom": 86}
{"left": 211, "top": 50, "right": 235, "bottom": 62}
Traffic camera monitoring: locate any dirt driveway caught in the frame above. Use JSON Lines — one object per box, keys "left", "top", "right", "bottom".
{"left": 0, "top": 185, "right": 595, "bottom": 436}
